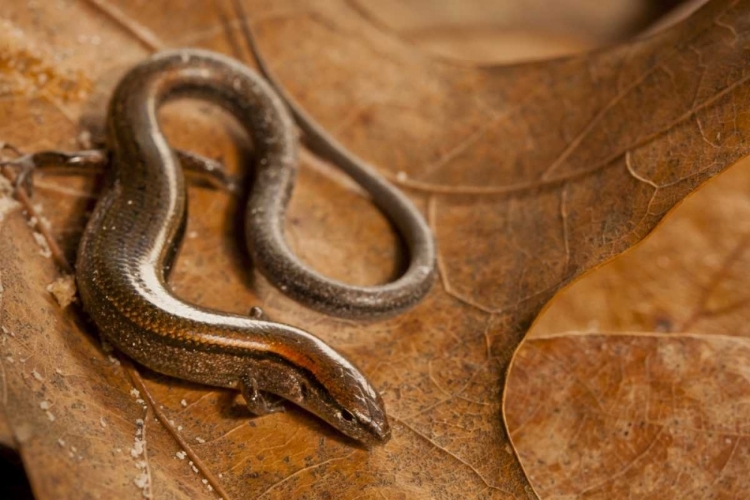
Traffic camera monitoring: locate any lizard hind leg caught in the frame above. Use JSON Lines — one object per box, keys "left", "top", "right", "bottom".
{"left": 239, "top": 375, "right": 286, "bottom": 416}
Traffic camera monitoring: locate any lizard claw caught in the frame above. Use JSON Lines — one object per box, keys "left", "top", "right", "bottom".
{"left": 12, "top": 156, "right": 36, "bottom": 198}
{"left": 0, "top": 148, "right": 36, "bottom": 198}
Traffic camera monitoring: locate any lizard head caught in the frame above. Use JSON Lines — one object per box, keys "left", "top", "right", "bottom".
{"left": 240, "top": 327, "right": 391, "bottom": 447}
{"left": 291, "top": 362, "right": 391, "bottom": 447}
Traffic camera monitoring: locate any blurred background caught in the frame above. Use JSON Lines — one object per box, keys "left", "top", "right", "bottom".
{"left": 354, "top": 0, "right": 709, "bottom": 63}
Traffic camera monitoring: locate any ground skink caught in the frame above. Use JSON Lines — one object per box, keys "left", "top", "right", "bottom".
{"left": 75, "top": 49, "right": 390, "bottom": 445}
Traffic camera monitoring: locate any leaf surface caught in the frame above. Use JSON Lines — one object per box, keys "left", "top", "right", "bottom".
{"left": 0, "top": 0, "right": 747, "bottom": 498}
{"left": 506, "top": 156, "right": 750, "bottom": 499}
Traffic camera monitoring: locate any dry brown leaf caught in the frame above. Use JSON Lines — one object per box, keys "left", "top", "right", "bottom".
{"left": 1, "top": 0, "right": 749, "bottom": 498}
{"left": 505, "top": 156, "right": 750, "bottom": 499}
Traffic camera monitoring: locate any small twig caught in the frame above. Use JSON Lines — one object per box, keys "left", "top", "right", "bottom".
{"left": 141, "top": 404, "right": 155, "bottom": 499}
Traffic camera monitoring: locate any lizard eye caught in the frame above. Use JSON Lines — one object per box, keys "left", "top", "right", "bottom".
{"left": 340, "top": 409, "right": 354, "bottom": 422}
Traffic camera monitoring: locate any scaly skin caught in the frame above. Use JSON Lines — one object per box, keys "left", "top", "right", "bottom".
{"left": 75, "top": 49, "right": 390, "bottom": 445}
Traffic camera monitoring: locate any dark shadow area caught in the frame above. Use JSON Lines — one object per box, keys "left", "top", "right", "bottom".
{"left": 0, "top": 445, "right": 35, "bottom": 500}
